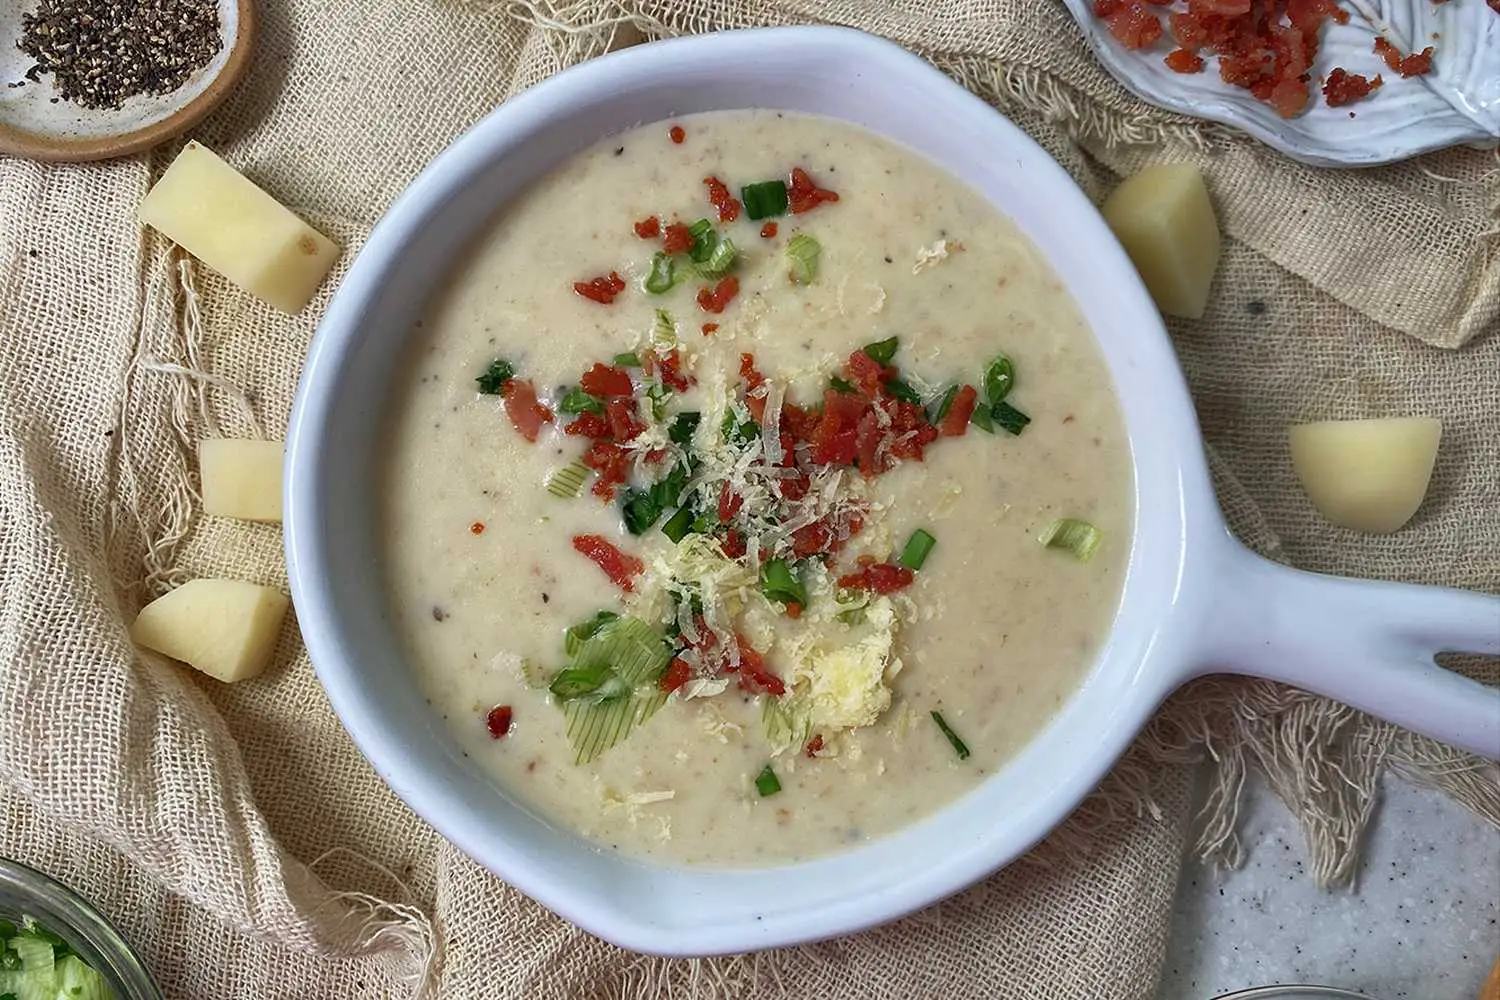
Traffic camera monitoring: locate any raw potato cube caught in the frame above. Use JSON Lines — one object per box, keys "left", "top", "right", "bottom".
{"left": 1289, "top": 417, "right": 1442, "bottom": 534}
{"left": 130, "top": 579, "right": 290, "bottom": 683}
{"left": 139, "top": 142, "right": 340, "bottom": 314}
{"left": 1101, "top": 163, "right": 1221, "bottom": 320}
{"left": 199, "top": 438, "right": 284, "bottom": 523}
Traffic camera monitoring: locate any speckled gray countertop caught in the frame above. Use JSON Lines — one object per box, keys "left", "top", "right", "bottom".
{"left": 1158, "top": 774, "right": 1500, "bottom": 1000}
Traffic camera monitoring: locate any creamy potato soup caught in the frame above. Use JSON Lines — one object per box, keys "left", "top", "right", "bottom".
{"left": 382, "top": 111, "right": 1132, "bottom": 866}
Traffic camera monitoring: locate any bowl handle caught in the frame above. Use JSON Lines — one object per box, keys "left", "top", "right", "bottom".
{"left": 1190, "top": 540, "right": 1500, "bottom": 759}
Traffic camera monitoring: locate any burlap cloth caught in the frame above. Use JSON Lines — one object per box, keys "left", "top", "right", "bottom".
{"left": 1, "top": 0, "right": 1496, "bottom": 995}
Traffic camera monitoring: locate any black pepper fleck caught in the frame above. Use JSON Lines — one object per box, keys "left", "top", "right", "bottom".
{"left": 18, "top": 0, "right": 223, "bottom": 110}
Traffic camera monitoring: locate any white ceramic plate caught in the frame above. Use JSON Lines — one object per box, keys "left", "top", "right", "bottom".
{"left": 1060, "top": 0, "right": 1500, "bottom": 166}
{"left": 285, "top": 27, "right": 1500, "bottom": 956}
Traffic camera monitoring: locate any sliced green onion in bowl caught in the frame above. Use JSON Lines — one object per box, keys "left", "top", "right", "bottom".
{"left": 687, "top": 218, "right": 717, "bottom": 263}
{"left": 564, "top": 611, "right": 618, "bottom": 655}
{"left": 970, "top": 405, "right": 995, "bottom": 433}
{"left": 652, "top": 308, "right": 677, "bottom": 347}
{"left": 992, "top": 401, "right": 1031, "bottom": 436}
{"left": 660, "top": 505, "right": 694, "bottom": 544}
{"left": 696, "top": 237, "right": 738, "bottom": 279}
{"left": 862, "top": 336, "right": 899, "bottom": 365}
{"left": 759, "top": 558, "right": 807, "bottom": 607}
{"left": 930, "top": 385, "right": 959, "bottom": 423}
{"left": 886, "top": 378, "right": 922, "bottom": 405}
{"left": 546, "top": 460, "right": 591, "bottom": 499}
{"left": 1038, "top": 517, "right": 1102, "bottom": 562}
{"left": 564, "top": 690, "right": 668, "bottom": 765}
{"left": 668, "top": 411, "right": 700, "bottom": 446}
{"left": 898, "top": 529, "right": 936, "bottom": 571}
{"left": 644, "top": 252, "right": 677, "bottom": 294}
{"left": 558, "top": 387, "right": 604, "bottom": 415}
{"left": 829, "top": 376, "right": 856, "bottom": 395}
{"left": 931, "top": 710, "right": 971, "bottom": 760}
{"left": 754, "top": 764, "right": 782, "bottom": 797}
{"left": 613, "top": 352, "right": 642, "bottom": 368}
{"left": 741, "top": 179, "right": 789, "bottom": 220}
{"left": 785, "top": 233, "right": 820, "bottom": 285}
{"left": 983, "top": 353, "right": 1015, "bottom": 404}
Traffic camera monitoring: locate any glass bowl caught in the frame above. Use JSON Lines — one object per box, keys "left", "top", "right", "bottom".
{"left": 0, "top": 857, "right": 163, "bottom": 1000}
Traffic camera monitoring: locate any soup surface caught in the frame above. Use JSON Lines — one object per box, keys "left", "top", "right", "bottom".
{"left": 382, "top": 111, "right": 1132, "bottom": 866}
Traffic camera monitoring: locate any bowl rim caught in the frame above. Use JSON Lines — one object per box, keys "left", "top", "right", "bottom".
{"left": 286, "top": 24, "right": 1215, "bottom": 955}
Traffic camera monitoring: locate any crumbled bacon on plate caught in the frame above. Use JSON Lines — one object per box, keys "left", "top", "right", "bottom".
{"left": 1323, "top": 68, "right": 1382, "bottom": 106}
{"left": 1373, "top": 37, "right": 1434, "bottom": 77}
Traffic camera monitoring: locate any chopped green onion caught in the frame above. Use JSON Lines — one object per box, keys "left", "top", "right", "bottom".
{"left": 741, "top": 180, "right": 789, "bottom": 220}
{"left": 970, "top": 405, "right": 995, "bottom": 433}
{"left": 687, "top": 219, "right": 717, "bottom": 263}
{"left": 661, "top": 505, "right": 694, "bottom": 543}
{"left": 785, "top": 233, "right": 821, "bottom": 285}
{"left": 546, "top": 460, "right": 591, "bottom": 499}
{"left": 691, "top": 510, "right": 718, "bottom": 535}
{"left": 992, "top": 401, "right": 1031, "bottom": 436}
{"left": 652, "top": 308, "right": 677, "bottom": 347}
{"left": 898, "top": 529, "right": 936, "bottom": 571}
{"left": 622, "top": 490, "right": 662, "bottom": 535}
{"left": 886, "top": 378, "right": 923, "bottom": 405}
{"left": 862, "top": 336, "right": 899, "bottom": 365}
{"left": 696, "top": 237, "right": 738, "bottom": 279}
{"left": 759, "top": 558, "right": 806, "bottom": 607}
{"left": 721, "top": 410, "right": 758, "bottom": 444}
{"left": 475, "top": 359, "right": 515, "bottom": 395}
{"left": 564, "top": 690, "right": 668, "bottom": 765}
{"left": 836, "top": 608, "right": 866, "bottom": 625}
{"left": 762, "top": 698, "right": 812, "bottom": 750}
{"left": 647, "top": 382, "right": 671, "bottom": 421}
{"left": 754, "top": 764, "right": 782, "bottom": 797}
{"left": 669, "top": 411, "right": 700, "bottom": 446}
{"left": 931, "top": 711, "right": 971, "bottom": 760}
{"left": 563, "top": 610, "right": 619, "bottom": 656}
{"left": 829, "top": 376, "right": 856, "bottom": 395}
{"left": 930, "top": 385, "right": 959, "bottom": 423}
{"left": 983, "top": 354, "right": 1015, "bottom": 404}
{"left": 614, "top": 352, "right": 642, "bottom": 367}
{"left": 550, "top": 662, "right": 628, "bottom": 700}
{"left": 644, "top": 252, "right": 677, "bottom": 294}
{"left": 559, "top": 387, "right": 604, "bottom": 415}
{"left": 1038, "top": 517, "right": 1102, "bottom": 562}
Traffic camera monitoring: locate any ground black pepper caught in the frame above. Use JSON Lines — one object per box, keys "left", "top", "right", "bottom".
{"left": 17, "top": 0, "right": 222, "bottom": 110}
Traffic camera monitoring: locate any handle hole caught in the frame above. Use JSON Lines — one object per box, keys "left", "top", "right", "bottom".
{"left": 1436, "top": 652, "right": 1500, "bottom": 688}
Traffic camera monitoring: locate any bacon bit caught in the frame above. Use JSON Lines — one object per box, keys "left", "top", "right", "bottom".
{"left": 582, "top": 440, "right": 630, "bottom": 499}
{"left": 644, "top": 447, "right": 668, "bottom": 464}
{"left": 784, "top": 601, "right": 804, "bottom": 620}
{"left": 662, "top": 221, "right": 694, "bottom": 255}
{"left": 1373, "top": 37, "right": 1434, "bottom": 77}
{"left": 572, "top": 534, "right": 644, "bottom": 592}
{"left": 605, "top": 397, "right": 647, "bottom": 442}
{"left": 1165, "top": 48, "right": 1205, "bottom": 72}
{"left": 659, "top": 657, "right": 692, "bottom": 693}
{"left": 939, "top": 385, "right": 978, "bottom": 437}
{"left": 500, "top": 379, "right": 554, "bottom": 442}
{"left": 718, "top": 483, "right": 744, "bottom": 523}
{"left": 845, "top": 349, "right": 894, "bottom": 398}
{"left": 579, "top": 362, "right": 634, "bottom": 398}
{"left": 837, "top": 562, "right": 915, "bottom": 595}
{"left": 733, "top": 635, "right": 785, "bottom": 696}
{"left": 470, "top": 522, "right": 485, "bottom": 535}
{"left": 485, "top": 705, "right": 513, "bottom": 739}
{"left": 720, "top": 530, "right": 746, "bottom": 558}
{"left": 633, "top": 216, "right": 661, "bottom": 239}
{"left": 779, "top": 470, "right": 811, "bottom": 501}
{"left": 656, "top": 349, "right": 692, "bottom": 391}
{"left": 701, "top": 322, "right": 719, "bottom": 336}
{"left": 760, "top": 222, "right": 779, "bottom": 239}
{"left": 1323, "top": 68, "right": 1382, "bottom": 106}
{"left": 809, "top": 389, "right": 865, "bottom": 466}
{"left": 787, "top": 167, "right": 840, "bottom": 214}
{"left": 573, "top": 271, "right": 626, "bottom": 305}
{"left": 564, "top": 411, "right": 610, "bottom": 438}
{"left": 739, "top": 352, "right": 768, "bottom": 421}
{"left": 1104, "top": 0, "right": 1164, "bottom": 48}
{"left": 696, "top": 275, "right": 740, "bottom": 314}
{"left": 804, "top": 735, "right": 824, "bottom": 758}
{"left": 669, "top": 124, "right": 685, "bottom": 144}
{"left": 704, "top": 176, "right": 741, "bottom": 222}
